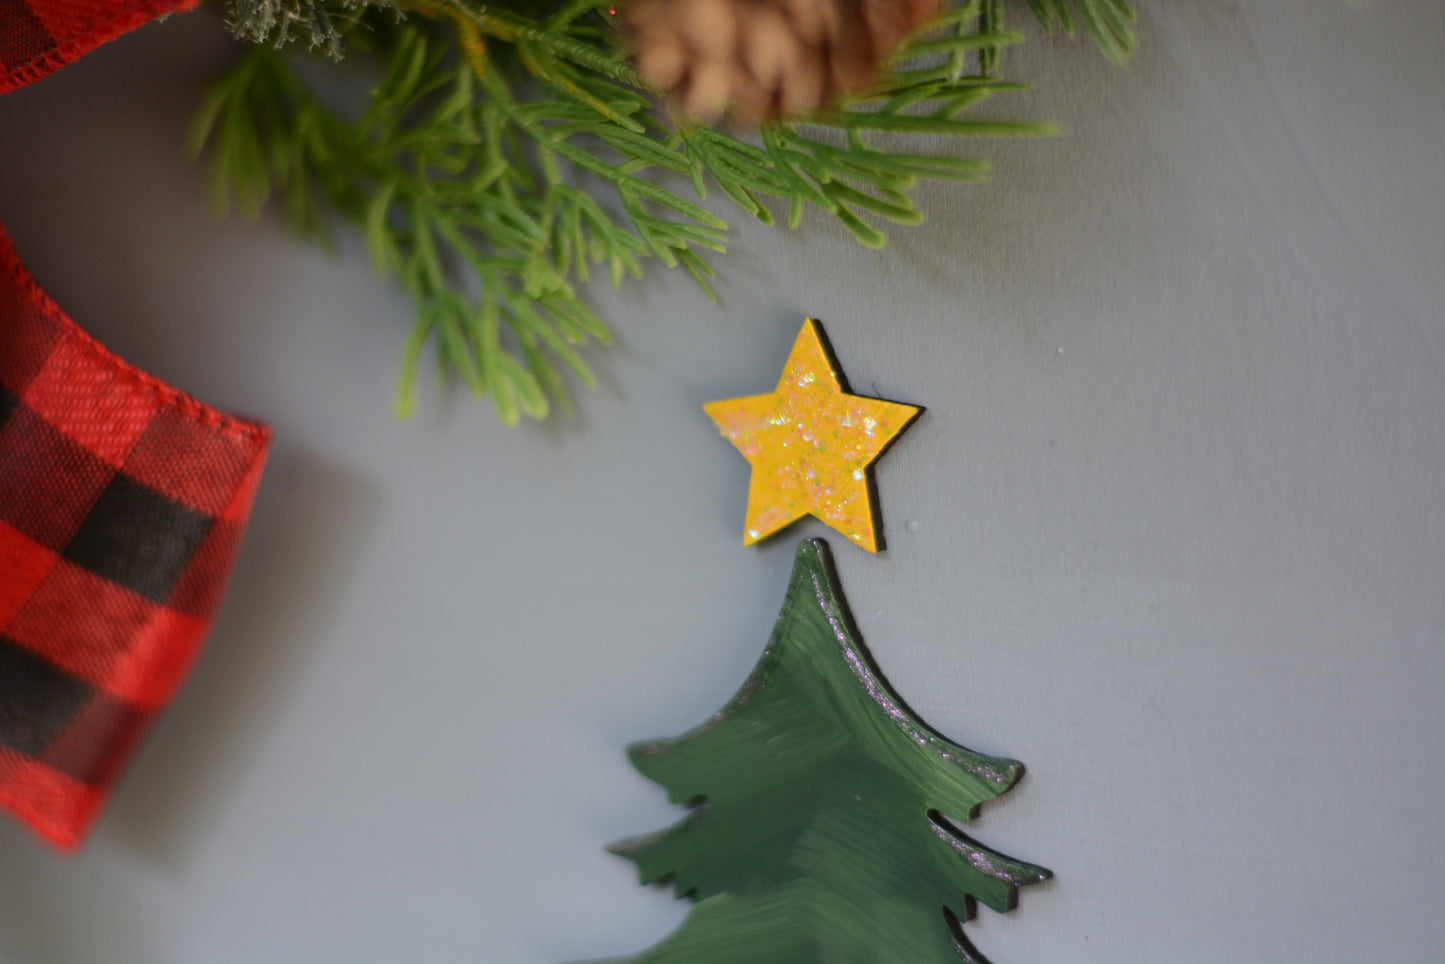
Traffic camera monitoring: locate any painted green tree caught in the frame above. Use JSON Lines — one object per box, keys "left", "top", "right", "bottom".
{"left": 604, "top": 538, "right": 1050, "bottom": 963}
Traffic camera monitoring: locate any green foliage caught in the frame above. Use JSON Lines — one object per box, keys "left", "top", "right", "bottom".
{"left": 191, "top": 0, "right": 1133, "bottom": 424}
{"left": 1017, "top": 0, "right": 1138, "bottom": 64}
{"left": 224, "top": 0, "right": 387, "bottom": 58}
{"left": 599, "top": 539, "right": 1050, "bottom": 963}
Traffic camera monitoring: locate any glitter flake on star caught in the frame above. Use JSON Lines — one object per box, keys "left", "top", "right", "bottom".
{"left": 704, "top": 319, "right": 922, "bottom": 552}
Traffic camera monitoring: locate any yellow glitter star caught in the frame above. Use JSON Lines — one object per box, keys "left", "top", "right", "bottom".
{"left": 704, "top": 319, "right": 922, "bottom": 553}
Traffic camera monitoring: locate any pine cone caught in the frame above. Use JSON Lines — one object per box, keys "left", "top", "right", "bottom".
{"left": 622, "top": 0, "right": 939, "bottom": 126}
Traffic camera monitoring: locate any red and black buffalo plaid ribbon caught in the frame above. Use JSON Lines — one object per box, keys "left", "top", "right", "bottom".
{"left": 0, "top": 0, "right": 196, "bottom": 93}
{"left": 0, "top": 221, "right": 271, "bottom": 848}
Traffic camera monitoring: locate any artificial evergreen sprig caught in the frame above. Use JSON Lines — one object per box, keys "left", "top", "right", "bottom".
{"left": 225, "top": 0, "right": 387, "bottom": 58}
{"left": 1019, "top": 0, "right": 1136, "bottom": 65}
{"left": 190, "top": 0, "right": 1135, "bottom": 424}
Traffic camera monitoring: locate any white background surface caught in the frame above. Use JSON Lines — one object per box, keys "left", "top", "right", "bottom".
{"left": 1, "top": 4, "right": 1442, "bottom": 962}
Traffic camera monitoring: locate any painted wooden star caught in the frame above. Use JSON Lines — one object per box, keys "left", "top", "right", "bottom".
{"left": 703, "top": 319, "right": 922, "bottom": 552}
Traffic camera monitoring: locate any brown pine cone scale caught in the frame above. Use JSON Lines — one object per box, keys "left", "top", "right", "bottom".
{"left": 622, "top": 0, "right": 940, "bottom": 126}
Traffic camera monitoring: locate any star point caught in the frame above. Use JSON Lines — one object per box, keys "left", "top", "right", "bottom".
{"left": 704, "top": 319, "right": 921, "bottom": 553}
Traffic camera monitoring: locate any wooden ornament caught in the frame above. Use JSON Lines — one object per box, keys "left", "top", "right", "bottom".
{"left": 704, "top": 319, "right": 921, "bottom": 553}
{"left": 603, "top": 538, "right": 1050, "bottom": 963}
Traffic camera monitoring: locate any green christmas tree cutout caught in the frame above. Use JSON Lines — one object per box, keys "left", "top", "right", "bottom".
{"left": 603, "top": 538, "right": 1050, "bottom": 963}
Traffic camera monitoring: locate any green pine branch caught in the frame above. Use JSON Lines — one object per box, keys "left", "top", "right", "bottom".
{"left": 1017, "top": 0, "right": 1138, "bottom": 64}
{"left": 189, "top": 0, "right": 1134, "bottom": 424}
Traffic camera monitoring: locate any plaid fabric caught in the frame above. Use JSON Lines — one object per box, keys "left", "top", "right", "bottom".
{"left": 0, "top": 220, "right": 271, "bottom": 849}
{"left": 0, "top": 0, "right": 197, "bottom": 94}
